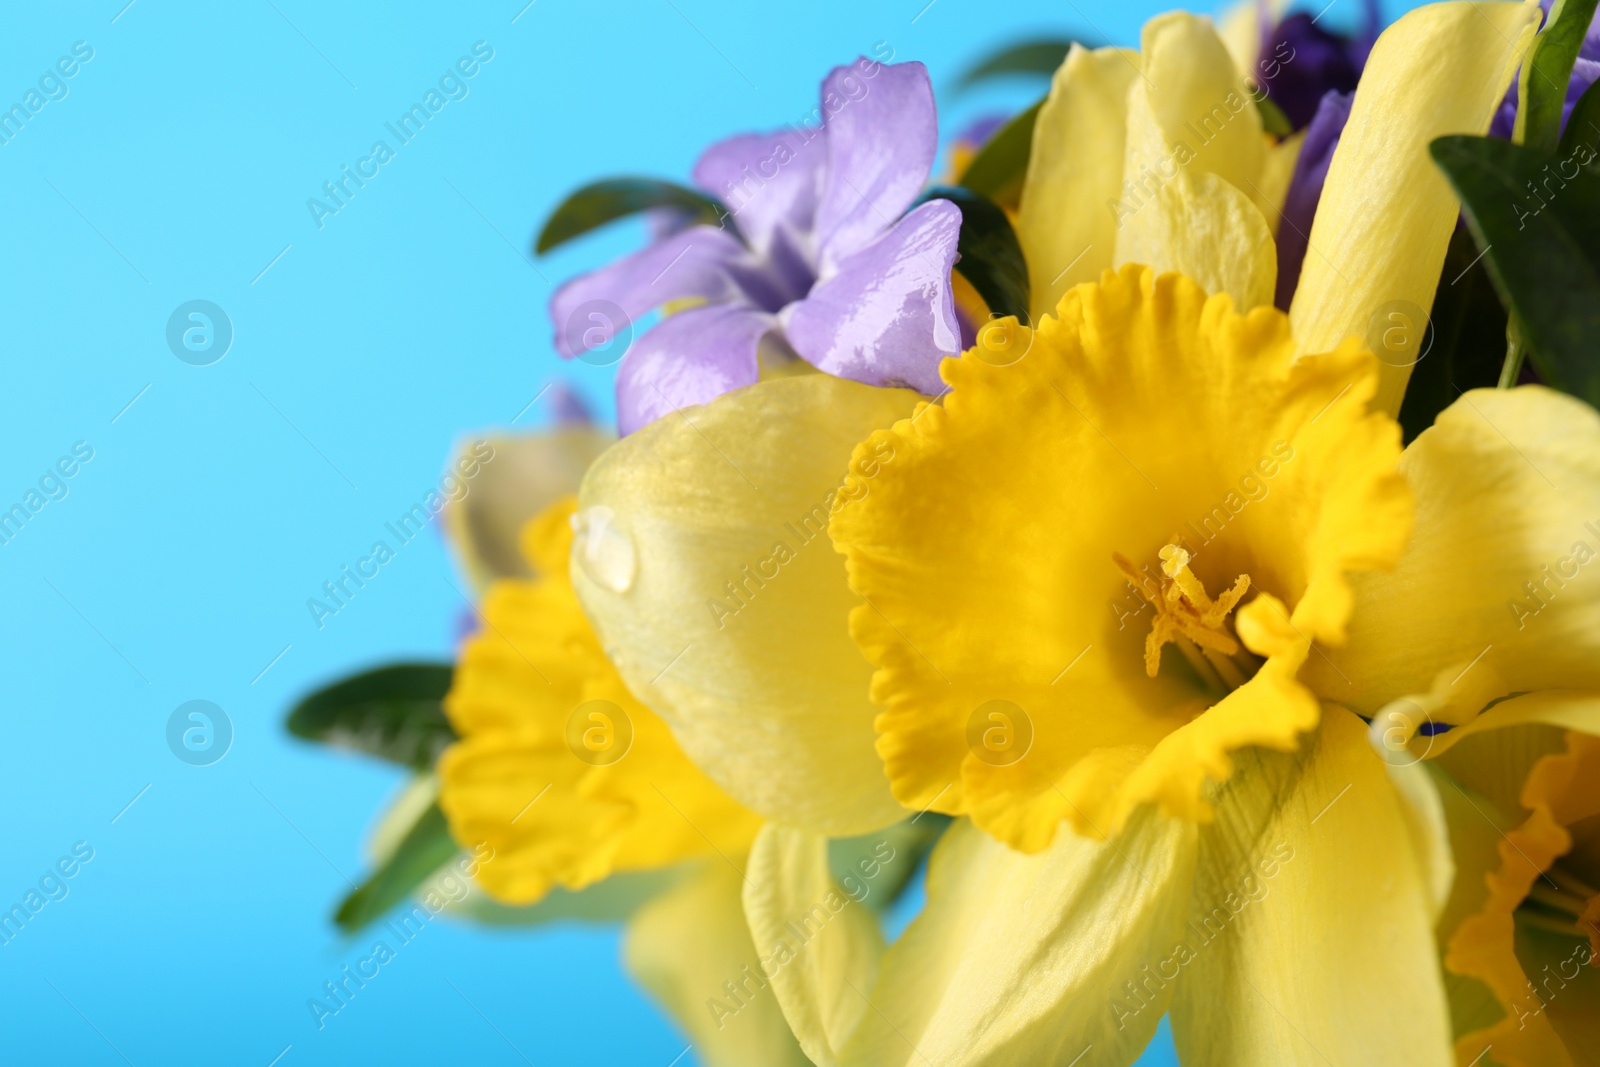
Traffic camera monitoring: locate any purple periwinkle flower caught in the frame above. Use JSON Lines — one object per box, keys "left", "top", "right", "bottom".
{"left": 550, "top": 59, "right": 962, "bottom": 435}
{"left": 1255, "top": 0, "right": 1379, "bottom": 131}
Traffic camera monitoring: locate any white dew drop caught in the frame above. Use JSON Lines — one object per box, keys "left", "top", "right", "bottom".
{"left": 571, "top": 504, "right": 636, "bottom": 594}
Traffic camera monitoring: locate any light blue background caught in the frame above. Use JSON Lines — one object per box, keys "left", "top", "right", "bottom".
{"left": 0, "top": 0, "right": 1392, "bottom": 1063}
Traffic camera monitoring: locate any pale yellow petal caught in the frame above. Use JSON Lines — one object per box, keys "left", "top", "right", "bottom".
{"left": 1168, "top": 707, "right": 1454, "bottom": 1066}
{"left": 834, "top": 810, "right": 1197, "bottom": 1067}
{"left": 1217, "top": 0, "right": 1266, "bottom": 75}
{"left": 1113, "top": 14, "right": 1276, "bottom": 310}
{"left": 573, "top": 375, "right": 920, "bottom": 836}
{"left": 1307, "top": 387, "right": 1600, "bottom": 723}
{"left": 742, "top": 825, "right": 888, "bottom": 1067}
{"left": 443, "top": 428, "right": 612, "bottom": 589}
{"left": 624, "top": 860, "right": 811, "bottom": 1067}
{"left": 1218, "top": 0, "right": 1290, "bottom": 77}
{"left": 1115, "top": 88, "right": 1277, "bottom": 310}
{"left": 1017, "top": 45, "right": 1140, "bottom": 321}
{"left": 1136, "top": 11, "right": 1265, "bottom": 197}
{"left": 1287, "top": 0, "right": 1541, "bottom": 414}
{"left": 1388, "top": 760, "right": 1458, "bottom": 922}
{"left": 1424, "top": 693, "right": 1600, "bottom": 766}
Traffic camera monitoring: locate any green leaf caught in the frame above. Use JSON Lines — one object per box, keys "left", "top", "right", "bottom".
{"left": 954, "top": 39, "right": 1087, "bottom": 90}
{"left": 1519, "top": 0, "right": 1600, "bottom": 153}
{"left": 920, "top": 186, "right": 1031, "bottom": 323}
{"left": 335, "top": 802, "right": 459, "bottom": 932}
{"left": 1255, "top": 94, "right": 1293, "bottom": 139}
{"left": 956, "top": 99, "right": 1043, "bottom": 210}
{"left": 1396, "top": 227, "right": 1509, "bottom": 442}
{"left": 827, "top": 814, "right": 951, "bottom": 909}
{"left": 1558, "top": 76, "right": 1600, "bottom": 158}
{"left": 1430, "top": 134, "right": 1600, "bottom": 406}
{"left": 287, "top": 663, "right": 456, "bottom": 769}
{"left": 535, "top": 178, "right": 727, "bottom": 255}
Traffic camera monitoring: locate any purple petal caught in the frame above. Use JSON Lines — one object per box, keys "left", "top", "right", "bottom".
{"left": 1275, "top": 90, "right": 1353, "bottom": 311}
{"left": 1260, "top": 14, "right": 1363, "bottom": 131}
{"left": 614, "top": 304, "right": 773, "bottom": 435}
{"left": 813, "top": 60, "right": 939, "bottom": 273}
{"left": 1487, "top": 98, "right": 1513, "bottom": 140}
{"left": 782, "top": 199, "right": 961, "bottom": 395}
{"left": 549, "top": 226, "right": 746, "bottom": 359}
{"left": 693, "top": 128, "right": 827, "bottom": 259}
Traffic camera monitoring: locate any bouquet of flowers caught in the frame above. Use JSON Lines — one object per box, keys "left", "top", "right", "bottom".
{"left": 287, "top": 0, "right": 1600, "bottom": 1062}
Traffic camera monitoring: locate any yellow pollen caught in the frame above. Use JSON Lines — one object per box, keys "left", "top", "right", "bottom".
{"left": 1114, "top": 542, "right": 1252, "bottom": 686}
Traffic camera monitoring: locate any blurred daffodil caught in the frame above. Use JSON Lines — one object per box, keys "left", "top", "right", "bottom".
{"left": 438, "top": 491, "right": 809, "bottom": 1066}
{"left": 438, "top": 497, "right": 764, "bottom": 901}
{"left": 1431, "top": 724, "right": 1600, "bottom": 1067}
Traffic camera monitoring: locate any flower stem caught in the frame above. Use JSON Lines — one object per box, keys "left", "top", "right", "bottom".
{"left": 1499, "top": 314, "right": 1530, "bottom": 388}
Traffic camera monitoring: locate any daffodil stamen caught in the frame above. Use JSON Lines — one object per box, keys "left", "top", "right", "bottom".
{"left": 1114, "top": 545, "right": 1253, "bottom": 685}
{"left": 1524, "top": 879, "right": 1593, "bottom": 923}
{"left": 1546, "top": 863, "right": 1600, "bottom": 904}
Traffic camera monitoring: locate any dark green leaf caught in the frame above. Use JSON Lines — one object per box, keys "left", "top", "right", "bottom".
{"left": 1255, "top": 95, "right": 1293, "bottom": 139}
{"left": 1558, "top": 77, "right": 1600, "bottom": 158}
{"left": 335, "top": 802, "right": 459, "bottom": 932}
{"left": 535, "top": 178, "right": 726, "bottom": 255}
{"left": 1396, "top": 227, "right": 1509, "bottom": 442}
{"left": 828, "top": 814, "right": 950, "bottom": 909}
{"left": 954, "top": 39, "right": 1088, "bottom": 91}
{"left": 956, "top": 99, "right": 1043, "bottom": 210}
{"left": 920, "top": 186, "right": 1031, "bottom": 323}
{"left": 1521, "top": 0, "right": 1600, "bottom": 153}
{"left": 288, "top": 663, "right": 456, "bottom": 769}
{"left": 1431, "top": 134, "right": 1600, "bottom": 406}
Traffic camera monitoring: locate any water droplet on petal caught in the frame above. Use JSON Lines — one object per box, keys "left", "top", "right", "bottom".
{"left": 572, "top": 504, "right": 636, "bottom": 593}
